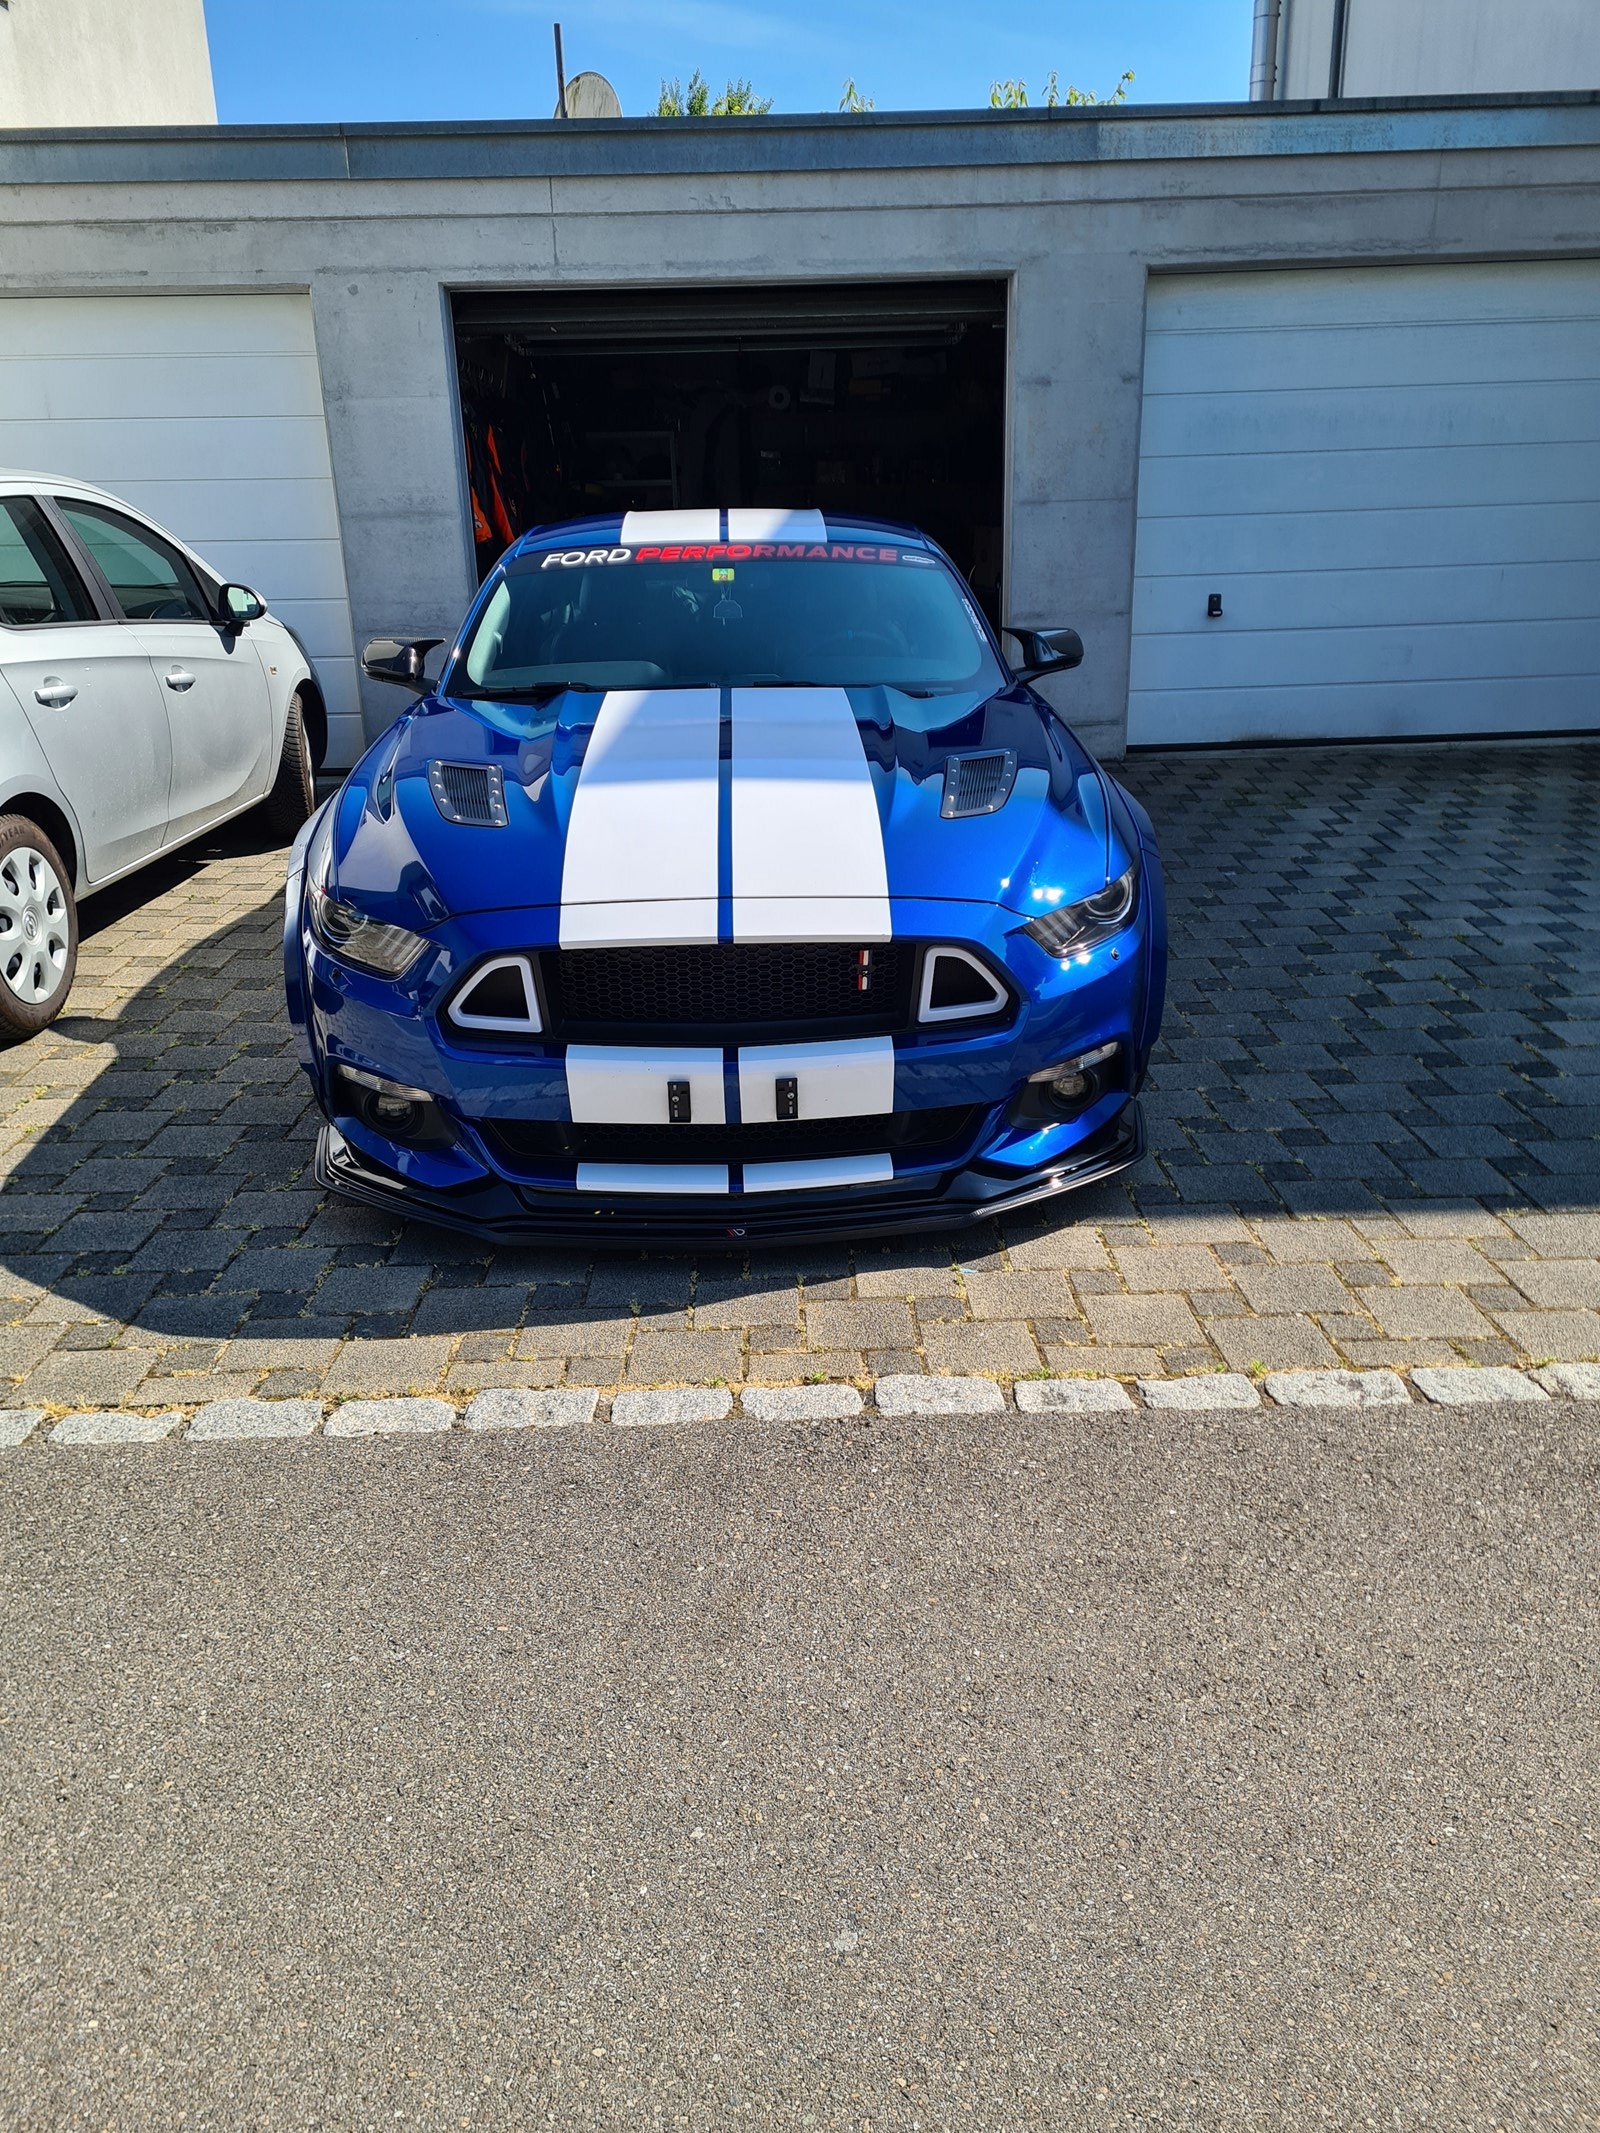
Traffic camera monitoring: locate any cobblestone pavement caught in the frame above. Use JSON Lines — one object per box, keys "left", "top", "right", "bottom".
{"left": 1, "top": 742, "right": 1597, "bottom": 1414}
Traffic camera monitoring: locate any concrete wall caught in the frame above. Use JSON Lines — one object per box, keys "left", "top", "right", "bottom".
{"left": 0, "top": 99, "right": 1595, "bottom": 759}
{"left": 0, "top": 0, "right": 215, "bottom": 128}
{"left": 1276, "top": 0, "right": 1600, "bottom": 100}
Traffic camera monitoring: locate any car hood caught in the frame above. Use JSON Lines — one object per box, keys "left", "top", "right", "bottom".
{"left": 329, "top": 683, "right": 1122, "bottom": 936}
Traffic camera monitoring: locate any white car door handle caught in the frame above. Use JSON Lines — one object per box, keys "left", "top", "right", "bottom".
{"left": 33, "top": 676, "right": 77, "bottom": 708}
{"left": 164, "top": 666, "right": 197, "bottom": 693}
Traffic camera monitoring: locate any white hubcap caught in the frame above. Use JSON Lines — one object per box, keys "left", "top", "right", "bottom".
{"left": 0, "top": 846, "right": 69, "bottom": 1005}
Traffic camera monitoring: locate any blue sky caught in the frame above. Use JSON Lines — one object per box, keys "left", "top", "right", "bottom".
{"left": 202, "top": 1, "right": 1254, "bottom": 125}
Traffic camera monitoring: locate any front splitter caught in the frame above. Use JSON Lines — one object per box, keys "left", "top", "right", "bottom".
{"left": 312, "top": 1106, "right": 1145, "bottom": 1248}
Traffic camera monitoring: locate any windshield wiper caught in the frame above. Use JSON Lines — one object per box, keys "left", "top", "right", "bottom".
{"left": 456, "top": 681, "right": 603, "bottom": 704}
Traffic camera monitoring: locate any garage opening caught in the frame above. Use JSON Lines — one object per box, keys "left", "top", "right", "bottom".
{"left": 450, "top": 280, "right": 1008, "bottom": 624}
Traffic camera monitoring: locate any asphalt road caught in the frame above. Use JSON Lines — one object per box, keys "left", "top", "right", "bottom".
{"left": 2, "top": 1403, "right": 1597, "bottom": 2131}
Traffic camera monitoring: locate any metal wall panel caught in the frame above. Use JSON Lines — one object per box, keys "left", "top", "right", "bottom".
{"left": 1127, "top": 261, "right": 1600, "bottom": 747}
{"left": 0, "top": 293, "right": 362, "bottom": 766}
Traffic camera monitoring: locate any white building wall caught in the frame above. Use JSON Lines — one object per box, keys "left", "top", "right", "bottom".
{"left": 1269, "top": 0, "right": 1600, "bottom": 100}
{"left": 0, "top": 0, "right": 216, "bottom": 128}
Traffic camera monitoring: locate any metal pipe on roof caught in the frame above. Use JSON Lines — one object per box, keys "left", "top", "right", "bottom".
{"left": 1250, "top": 0, "right": 1283, "bottom": 101}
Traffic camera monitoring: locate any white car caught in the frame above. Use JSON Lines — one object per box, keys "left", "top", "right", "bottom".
{"left": 0, "top": 471, "right": 322, "bottom": 1035}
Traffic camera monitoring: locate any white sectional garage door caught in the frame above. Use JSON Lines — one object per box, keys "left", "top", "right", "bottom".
{"left": 1127, "top": 261, "right": 1600, "bottom": 747}
{"left": 0, "top": 293, "right": 361, "bottom": 766}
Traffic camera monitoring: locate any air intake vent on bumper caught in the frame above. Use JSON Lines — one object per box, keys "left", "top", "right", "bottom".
{"left": 429, "top": 760, "right": 508, "bottom": 827}
{"left": 448, "top": 956, "right": 541, "bottom": 1033}
{"left": 941, "top": 751, "right": 1017, "bottom": 819}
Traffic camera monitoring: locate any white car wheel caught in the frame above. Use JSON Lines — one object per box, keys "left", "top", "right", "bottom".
{"left": 0, "top": 818, "right": 78, "bottom": 1037}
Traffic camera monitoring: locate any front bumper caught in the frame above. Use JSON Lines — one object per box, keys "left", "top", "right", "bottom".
{"left": 314, "top": 1102, "right": 1145, "bottom": 1246}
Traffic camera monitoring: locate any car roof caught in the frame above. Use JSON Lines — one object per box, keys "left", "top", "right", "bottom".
{"left": 507, "top": 510, "right": 935, "bottom": 560}
{"left": 0, "top": 469, "right": 222, "bottom": 585}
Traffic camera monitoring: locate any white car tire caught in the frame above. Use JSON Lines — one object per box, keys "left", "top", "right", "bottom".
{"left": 263, "top": 689, "right": 316, "bottom": 841}
{"left": 0, "top": 815, "right": 78, "bottom": 1040}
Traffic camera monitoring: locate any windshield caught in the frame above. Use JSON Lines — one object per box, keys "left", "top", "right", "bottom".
{"left": 449, "top": 539, "right": 1005, "bottom": 697}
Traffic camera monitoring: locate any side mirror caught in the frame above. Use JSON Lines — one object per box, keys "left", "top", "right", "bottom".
{"left": 362, "top": 637, "right": 444, "bottom": 691}
{"left": 218, "top": 583, "right": 266, "bottom": 629}
{"left": 1005, "top": 626, "right": 1084, "bottom": 682}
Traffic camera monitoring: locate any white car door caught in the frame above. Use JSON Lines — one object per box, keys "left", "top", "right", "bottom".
{"left": 53, "top": 497, "right": 271, "bottom": 845}
{"left": 0, "top": 495, "right": 171, "bottom": 881}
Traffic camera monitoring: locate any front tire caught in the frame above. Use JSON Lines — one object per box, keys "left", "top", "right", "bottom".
{"left": 263, "top": 689, "right": 316, "bottom": 841}
{"left": 0, "top": 817, "right": 77, "bottom": 1039}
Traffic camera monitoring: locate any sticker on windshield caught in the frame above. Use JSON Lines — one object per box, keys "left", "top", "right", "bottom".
{"left": 533, "top": 542, "right": 918, "bottom": 569}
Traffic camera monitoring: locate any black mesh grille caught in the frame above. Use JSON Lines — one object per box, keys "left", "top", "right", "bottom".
{"left": 482, "top": 1106, "right": 981, "bottom": 1169}
{"left": 542, "top": 943, "right": 919, "bottom": 1040}
{"left": 429, "top": 760, "right": 506, "bottom": 827}
{"left": 941, "top": 751, "right": 1016, "bottom": 819}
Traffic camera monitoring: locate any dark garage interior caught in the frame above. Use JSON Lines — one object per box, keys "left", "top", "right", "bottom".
{"left": 451, "top": 280, "right": 1008, "bottom": 622}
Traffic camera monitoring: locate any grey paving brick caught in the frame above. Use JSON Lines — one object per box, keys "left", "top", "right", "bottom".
{"left": 959, "top": 1271, "right": 1075, "bottom": 1320}
{"left": 1365, "top": 1287, "right": 1495, "bottom": 1339}
{"left": 314, "top": 1266, "right": 428, "bottom": 1317}
{"left": 1111, "top": 1246, "right": 1224, "bottom": 1293}
{"left": 461, "top": 1388, "right": 597, "bottom": 1430}
{"left": 921, "top": 1321, "right": 1042, "bottom": 1376}
{"left": 1081, "top": 1293, "right": 1203, "bottom": 1347}
{"left": 1014, "top": 1377, "right": 1134, "bottom": 1415}
{"left": 625, "top": 1330, "right": 742, "bottom": 1385}
{"left": 320, "top": 1338, "right": 454, "bottom": 1396}
{"left": 693, "top": 1280, "right": 803, "bottom": 1329}
{"left": 740, "top": 1384, "right": 864, "bottom": 1421}
{"left": 19, "top": 1349, "right": 151, "bottom": 1406}
{"left": 1505, "top": 1260, "right": 1600, "bottom": 1309}
{"left": 324, "top": 1396, "right": 455, "bottom": 1437}
{"left": 1233, "top": 1265, "right": 1357, "bottom": 1316}
{"left": 188, "top": 1398, "right": 323, "bottom": 1440}
{"left": 746, "top": 1349, "right": 861, "bottom": 1383}
{"left": 1491, "top": 1310, "right": 1600, "bottom": 1361}
{"left": 516, "top": 1313, "right": 635, "bottom": 1358}
{"left": 585, "top": 1263, "right": 694, "bottom": 1310}
{"left": 1376, "top": 1240, "right": 1495, "bottom": 1285}
{"left": 874, "top": 1374, "right": 1005, "bottom": 1416}
{"left": 806, "top": 1299, "right": 916, "bottom": 1351}
{"left": 1251, "top": 1218, "right": 1377, "bottom": 1263}
{"left": 1411, "top": 1368, "right": 1548, "bottom": 1406}
{"left": 612, "top": 1387, "right": 732, "bottom": 1427}
{"left": 1211, "top": 1315, "right": 1338, "bottom": 1370}
{"left": 1043, "top": 1344, "right": 1163, "bottom": 1379}
{"left": 211, "top": 1248, "right": 332, "bottom": 1295}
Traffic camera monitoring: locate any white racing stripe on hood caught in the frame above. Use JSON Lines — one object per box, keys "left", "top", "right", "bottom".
{"left": 619, "top": 508, "right": 721, "bottom": 544}
{"left": 559, "top": 688, "right": 721, "bottom": 948}
{"left": 727, "top": 508, "right": 827, "bottom": 542}
{"left": 730, "top": 687, "right": 890, "bottom": 943}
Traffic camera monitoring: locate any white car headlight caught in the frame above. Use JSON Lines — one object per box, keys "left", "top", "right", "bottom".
{"left": 307, "top": 877, "right": 429, "bottom": 978}
{"left": 1023, "top": 861, "right": 1139, "bottom": 959}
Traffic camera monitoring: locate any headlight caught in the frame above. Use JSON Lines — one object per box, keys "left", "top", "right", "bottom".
{"left": 307, "top": 879, "right": 429, "bottom": 978}
{"left": 1023, "top": 861, "right": 1139, "bottom": 958}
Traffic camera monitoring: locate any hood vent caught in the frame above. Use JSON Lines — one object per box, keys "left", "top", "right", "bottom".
{"left": 941, "top": 750, "right": 1017, "bottom": 819}
{"left": 429, "top": 760, "right": 508, "bottom": 827}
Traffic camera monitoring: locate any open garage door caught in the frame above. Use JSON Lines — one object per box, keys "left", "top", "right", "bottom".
{"left": 452, "top": 281, "right": 1007, "bottom": 623}
{"left": 0, "top": 293, "right": 362, "bottom": 767}
{"left": 1127, "top": 261, "right": 1600, "bottom": 747}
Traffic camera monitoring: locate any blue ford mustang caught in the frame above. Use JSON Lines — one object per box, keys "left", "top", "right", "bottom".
{"left": 284, "top": 510, "right": 1166, "bottom": 1244}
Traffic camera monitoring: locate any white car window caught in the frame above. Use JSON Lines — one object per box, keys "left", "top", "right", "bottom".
{"left": 0, "top": 498, "right": 97, "bottom": 628}
{"left": 56, "top": 500, "right": 213, "bottom": 624}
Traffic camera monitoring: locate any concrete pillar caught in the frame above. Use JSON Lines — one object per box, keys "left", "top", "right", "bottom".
{"left": 1006, "top": 250, "right": 1149, "bottom": 759}
{"left": 309, "top": 272, "right": 478, "bottom": 749}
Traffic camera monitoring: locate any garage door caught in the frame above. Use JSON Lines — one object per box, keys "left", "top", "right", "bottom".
{"left": 0, "top": 293, "right": 362, "bottom": 767}
{"left": 1127, "top": 261, "right": 1600, "bottom": 747}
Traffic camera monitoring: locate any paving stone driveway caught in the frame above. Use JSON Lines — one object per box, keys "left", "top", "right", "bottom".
{"left": 2, "top": 742, "right": 1597, "bottom": 1412}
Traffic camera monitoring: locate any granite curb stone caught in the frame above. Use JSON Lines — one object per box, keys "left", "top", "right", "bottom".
{"left": 875, "top": 1374, "right": 1007, "bottom": 1416}
{"left": 0, "top": 1409, "right": 46, "bottom": 1449}
{"left": 1411, "top": 1367, "right": 1550, "bottom": 1405}
{"left": 324, "top": 1397, "right": 456, "bottom": 1437}
{"left": 1015, "top": 1378, "right": 1134, "bottom": 1415}
{"left": 740, "top": 1384, "right": 865, "bottom": 1422}
{"left": 461, "top": 1388, "right": 598, "bottom": 1431}
{"left": 1264, "top": 1369, "right": 1412, "bottom": 1409}
{"left": 612, "top": 1388, "right": 733, "bottom": 1428}
{"left": 188, "top": 1398, "right": 323, "bottom": 1440}
{"left": 49, "top": 1411, "right": 184, "bottom": 1447}
{"left": 1138, "top": 1374, "right": 1261, "bottom": 1411}
{"left": 1534, "top": 1362, "right": 1600, "bottom": 1399}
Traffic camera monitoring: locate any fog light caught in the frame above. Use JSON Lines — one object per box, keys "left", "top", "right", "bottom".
{"left": 1019, "top": 1041, "right": 1123, "bottom": 1121}
{"left": 334, "top": 1064, "right": 451, "bottom": 1148}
